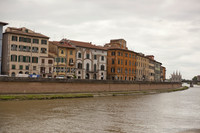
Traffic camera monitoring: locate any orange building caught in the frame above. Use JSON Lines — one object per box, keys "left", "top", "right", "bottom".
{"left": 105, "top": 39, "right": 136, "bottom": 81}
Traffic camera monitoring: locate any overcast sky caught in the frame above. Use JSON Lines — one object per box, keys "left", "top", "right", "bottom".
{"left": 1, "top": 0, "right": 199, "bottom": 79}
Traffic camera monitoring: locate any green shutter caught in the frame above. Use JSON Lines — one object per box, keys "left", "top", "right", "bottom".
{"left": 36, "top": 57, "right": 38, "bottom": 63}
{"left": 29, "top": 57, "right": 31, "bottom": 62}
{"left": 11, "top": 55, "right": 13, "bottom": 61}
{"left": 15, "top": 55, "right": 17, "bottom": 62}
{"left": 23, "top": 56, "right": 26, "bottom": 62}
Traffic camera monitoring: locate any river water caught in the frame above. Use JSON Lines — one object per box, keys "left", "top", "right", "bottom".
{"left": 0, "top": 84, "right": 200, "bottom": 133}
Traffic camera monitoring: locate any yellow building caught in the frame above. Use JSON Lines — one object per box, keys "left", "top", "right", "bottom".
{"left": 136, "top": 53, "right": 149, "bottom": 81}
{"left": 49, "top": 40, "right": 76, "bottom": 78}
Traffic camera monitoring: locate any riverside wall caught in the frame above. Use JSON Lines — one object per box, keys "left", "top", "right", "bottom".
{"left": 0, "top": 77, "right": 182, "bottom": 94}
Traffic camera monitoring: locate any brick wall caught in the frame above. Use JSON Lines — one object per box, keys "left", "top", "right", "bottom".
{"left": 0, "top": 77, "right": 181, "bottom": 94}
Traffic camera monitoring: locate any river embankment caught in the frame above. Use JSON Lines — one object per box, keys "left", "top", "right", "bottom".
{"left": 0, "top": 86, "right": 188, "bottom": 100}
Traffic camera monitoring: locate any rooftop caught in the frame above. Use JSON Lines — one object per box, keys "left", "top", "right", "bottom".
{"left": 0, "top": 21, "right": 8, "bottom": 26}
{"left": 4, "top": 27, "right": 49, "bottom": 39}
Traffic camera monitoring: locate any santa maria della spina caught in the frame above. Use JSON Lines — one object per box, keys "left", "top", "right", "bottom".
{"left": 0, "top": 25, "right": 166, "bottom": 82}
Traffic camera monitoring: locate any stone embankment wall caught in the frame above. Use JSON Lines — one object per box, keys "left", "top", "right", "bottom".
{"left": 0, "top": 77, "right": 182, "bottom": 94}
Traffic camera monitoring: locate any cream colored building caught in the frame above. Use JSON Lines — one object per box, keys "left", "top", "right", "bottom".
{"left": 2, "top": 27, "right": 50, "bottom": 77}
{"left": 136, "top": 53, "right": 149, "bottom": 81}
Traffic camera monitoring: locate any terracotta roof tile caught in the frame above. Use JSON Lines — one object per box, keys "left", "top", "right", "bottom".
{"left": 5, "top": 27, "right": 49, "bottom": 39}
{"left": 67, "top": 40, "right": 107, "bottom": 50}
{"left": 49, "top": 41, "right": 75, "bottom": 49}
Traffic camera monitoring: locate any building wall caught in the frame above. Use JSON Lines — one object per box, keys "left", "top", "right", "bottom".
{"left": 107, "top": 49, "right": 136, "bottom": 81}
{"left": 1, "top": 27, "right": 49, "bottom": 76}
{"left": 154, "top": 62, "right": 161, "bottom": 82}
{"left": 38, "top": 57, "right": 54, "bottom": 78}
{"left": 148, "top": 60, "right": 155, "bottom": 81}
{"left": 136, "top": 54, "right": 149, "bottom": 81}
{"left": 75, "top": 47, "right": 107, "bottom": 80}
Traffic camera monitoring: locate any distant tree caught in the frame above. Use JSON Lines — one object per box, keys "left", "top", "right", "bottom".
{"left": 192, "top": 76, "right": 197, "bottom": 81}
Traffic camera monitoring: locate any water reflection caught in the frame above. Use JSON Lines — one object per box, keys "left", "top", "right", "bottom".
{"left": 0, "top": 85, "right": 200, "bottom": 133}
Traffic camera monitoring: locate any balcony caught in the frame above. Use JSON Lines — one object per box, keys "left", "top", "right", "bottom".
{"left": 69, "top": 62, "right": 74, "bottom": 66}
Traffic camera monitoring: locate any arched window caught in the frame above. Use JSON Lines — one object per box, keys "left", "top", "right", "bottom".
{"left": 25, "top": 71, "right": 29, "bottom": 74}
{"left": 101, "top": 65, "right": 105, "bottom": 71}
{"left": 19, "top": 71, "right": 23, "bottom": 74}
{"left": 86, "top": 63, "right": 89, "bottom": 71}
{"left": 77, "top": 63, "right": 82, "bottom": 69}
{"left": 86, "top": 73, "right": 89, "bottom": 79}
{"left": 11, "top": 72, "right": 15, "bottom": 77}
{"left": 94, "top": 64, "right": 96, "bottom": 72}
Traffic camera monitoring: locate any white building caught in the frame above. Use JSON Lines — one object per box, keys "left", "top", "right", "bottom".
{"left": 63, "top": 39, "right": 107, "bottom": 80}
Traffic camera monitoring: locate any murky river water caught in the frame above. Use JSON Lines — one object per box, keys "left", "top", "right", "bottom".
{"left": 0, "top": 84, "right": 200, "bottom": 133}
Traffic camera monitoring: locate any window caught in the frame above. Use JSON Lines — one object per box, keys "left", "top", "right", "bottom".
{"left": 42, "top": 59, "right": 45, "bottom": 63}
{"left": 121, "top": 59, "right": 123, "bottom": 65}
{"left": 48, "top": 60, "right": 53, "bottom": 64}
{"left": 41, "top": 48, "right": 47, "bottom": 53}
{"left": 94, "top": 64, "right": 97, "bottom": 72}
{"left": 32, "top": 47, "right": 38, "bottom": 53}
{"left": 33, "top": 39, "right": 39, "bottom": 44}
{"left": 111, "top": 51, "right": 115, "bottom": 56}
{"left": 33, "top": 66, "right": 36, "bottom": 70}
{"left": 12, "top": 65, "right": 16, "bottom": 69}
{"left": 70, "top": 50, "right": 73, "bottom": 55}
{"left": 19, "top": 37, "right": 31, "bottom": 43}
{"left": 61, "top": 50, "right": 64, "bottom": 54}
{"left": 78, "top": 53, "right": 82, "bottom": 58}
{"left": 94, "top": 55, "right": 97, "bottom": 60}
{"left": 101, "top": 65, "right": 105, "bottom": 71}
{"left": 61, "top": 58, "right": 64, "bottom": 63}
{"left": 118, "top": 52, "right": 121, "bottom": 56}
{"left": 41, "top": 40, "right": 47, "bottom": 44}
{"left": 19, "top": 37, "right": 23, "bottom": 42}
{"left": 23, "top": 56, "right": 30, "bottom": 62}
{"left": 129, "top": 61, "right": 131, "bottom": 66}
{"left": 19, "top": 65, "right": 23, "bottom": 70}
{"left": 111, "top": 68, "right": 115, "bottom": 73}
{"left": 86, "top": 54, "right": 90, "bottom": 59}
{"left": 129, "top": 54, "right": 131, "bottom": 58}
{"left": 129, "top": 68, "right": 131, "bottom": 74}
{"left": 125, "top": 53, "right": 128, "bottom": 57}
{"left": 69, "top": 58, "right": 73, "bottom": 63}
{"left": 32, "top": 57, "right": 38, "bottom": 63}
{"left": 18, "top": 45, "right": 23, "bottom": 51}
{"left": 117, "top": 68, "right": 120, "bottom": 73}
{"left": 77, "top": 63, "right": 82, "bottom": 69}
{"left": 101, "top": 56, "right": 104, "bottom": 61}
{"left": 11, "top": 44, "right": 17, "bottom": 51}
{"left": 125, "top": 68, "right": 127, "bottom": 74}
{"left": 12, "top": 36, "right": 18, "bottom": 41}
{"left": 125, "top": 60, "right": 127, "bottom": 65}
{"left": 86, "top": 63, "right": 90, "bottom": 71}
{"left": 11, "top": 55, "right": 17, "bottom": 62}
{"left": 26, "top": 65, "right": 29, "bottom": 70}
{"left": 18, "top": 55, "right": 23, "bottom": 62}
{"left": 11, "top": 72, "right": 15, "bottom": 77}
{"left": 112, "top": 59, "right": 115, "bottom": 64}
{"left": 118, "top": 59, "right": 120, "bottom": 65}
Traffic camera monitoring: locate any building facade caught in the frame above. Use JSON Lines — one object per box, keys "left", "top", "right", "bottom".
{"left": 136, "top": 53, "right": 149, "bottom": 81}
{"left": 62, "top": 39, "right": 108, "bottom": 80}
{"left": 170, "top": 71, "right": 182, "bottom": 82}
{"left": 0, "top": 21, "right": 8, "bottom": 74}
{"left": 160, "top": 66, "right": 166, "bottom": 82}
{"left": 49, "top": 40, "right": 76, "bottom": 78}
{"left": 154, "top": 61, "right": 162, "bottom": 82}
{"left": 146, "top": 55, "right": 155, "bottom": 82}
{"left": 1, "top": 27, "right": 49, "bottom": 77}
{"left": 105, "top": 39, "right": 137, "bottom": 81}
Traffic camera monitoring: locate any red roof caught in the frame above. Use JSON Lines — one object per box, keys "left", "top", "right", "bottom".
{"left": 67, "top": 39, "right": 107, "bottom": 50}
{"left": 5, "top": 27, "right": 49, "bottom": 39}
{"left": 49, "top": 41, "right": 75, "bottom": 49}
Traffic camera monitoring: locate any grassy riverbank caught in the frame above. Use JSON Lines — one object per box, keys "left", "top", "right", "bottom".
{"left": 0, "top": 86, "right": 189, "bottom": 101}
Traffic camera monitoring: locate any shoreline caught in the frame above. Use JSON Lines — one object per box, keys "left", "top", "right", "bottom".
{"left": 0, "top": 86, "right": 189, "bottom": 101}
